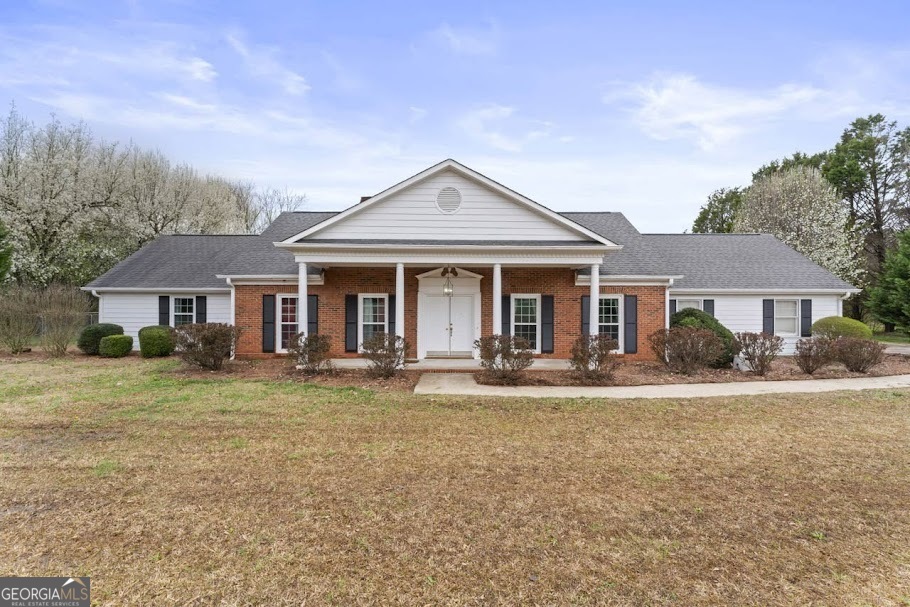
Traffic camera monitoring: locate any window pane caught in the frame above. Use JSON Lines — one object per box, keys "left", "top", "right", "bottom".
{"left": 514, "top": 324, "right": 537, "bottom": 348}
{"left": 599, "top": 298, "right": 619, "bottom": 324}
{"left": 776, "top": 317, "right": 798, "bottom": 334}
{"left": 678, "top": 299, "right": 701, "bottom": 311}
{"left": 513, "top": 298, "right": 537, "bottom": 323}
{"left": 598, "top": 324, "right": 619, "bottom": 341}
{"left": 281, "top": 297, "right": 297, "bottom": 323}
{"left": 775, "top": 300, "right": 797, "bottom": 316}
{"left": 174, "top": 314, "right": 193, "bottom": 326}
{"left": 281, "top": 324, "right": 298, "bottom": 350}
{"left": 363, "top": 323, "right": 383, "bottom": 342}
{"left": 174, "top": 297, "right": 194, "bottom": 315}
{"left": 363, "top": 297, "right": 386, "bottom": 324}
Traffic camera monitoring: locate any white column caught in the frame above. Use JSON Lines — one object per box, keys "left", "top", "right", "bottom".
{"left": 298, "top": 262, "right": 308, "bottom": 337}
{"left": 589, "top": 264, "right": 600, "bottom": 336}
{"left": 492, "top": 263, "right": 502, "bottom": 335}
{"left": 395, "top": 263, "right": 405, "bottom": 340}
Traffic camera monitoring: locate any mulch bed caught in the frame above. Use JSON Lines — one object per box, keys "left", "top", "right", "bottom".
{"left": 475, "top": 354, "right": 910, "bottom": 387}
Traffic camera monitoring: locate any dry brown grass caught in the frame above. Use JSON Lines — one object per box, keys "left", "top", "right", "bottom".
{"left": 1, "top": 356, "right": 909, "bottom": 605}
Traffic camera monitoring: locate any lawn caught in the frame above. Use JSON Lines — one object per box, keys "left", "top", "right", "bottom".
{"left": 875, "top": 332, "right": 910, "bottom": 344}
{"left": 1, "top": 357, "right": 909, "bottom": 606}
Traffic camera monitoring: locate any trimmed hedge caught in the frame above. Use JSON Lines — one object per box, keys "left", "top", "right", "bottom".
{"left": 670, "top": 308, "right": 736, "bottom": 367}
{"left": 811, "top": 316, "right": 872, "bottom": 340}
{"left": 99, "top": 334, "right": 133, "bottom": 358}
{"left": 139, "top": 325, "right": 175, "bottom": 358}
{"left": 77, "top": 323, "right": 124, "bottom": 355}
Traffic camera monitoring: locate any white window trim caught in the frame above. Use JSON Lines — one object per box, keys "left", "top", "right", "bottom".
{"left": 675, "top": 298, "right": 703, "bottom": 312}
{"left": 597, "top": 294, "right": 624, "bottom": 353}
{"left": 276, "top": 293, "right": 299, "bottom": 354}
{"left": 510, "top": 293, "right": 542, "bottom": 354}
{"left": 358, "top": 293, "right": 389, "bottom": 352}
{"left": 774, "top": 298, "right": 800, "bottom": 337}
{"left": 171, "top": 295, "right": 194, "bottom": 327}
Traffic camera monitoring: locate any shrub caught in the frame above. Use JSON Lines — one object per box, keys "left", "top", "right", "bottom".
{"left": 288, "top": 333, "right": 335, "bottom": 374}
{"left": 475, "top": 334, "right": 535, "bottom": 384}
{"left": 99, "top": 334, "right": 133, "bottom": 358}
{"left": 0, "top": 286, "right": 39, "bottom": 354}
{"left": 811, "top": 316, "right": 872, "bottom": 340}
{"left": 734, "top": 332, "right": 784, "bottom": 376}
{"left": 569, "top": 334, "right": 619, "bottom": 384}
{"left": 77, "top": 323, "right": 124, "bottom": 355}
{"left": 835, "top": 337, "right": 886, "bottom": 373}
{"left": 38, "top": 285, "right": 92, "bottom": 357}
{"left": 670, "top": 308, "right": 736, "bottom": 367}
{"left": 138, "top": 325, "right": 175, "bottom": 358}
{"left": 648, "top": 327, "right": 724, "bottom": 375}
{"left": 174, "top": 323, "right": 241, "bottom": 370}
{"left": 794, "top": 337, "right": 834, "bottom": 375}
{"left": 361, "top": 332, "right": 408, "bottom": 379}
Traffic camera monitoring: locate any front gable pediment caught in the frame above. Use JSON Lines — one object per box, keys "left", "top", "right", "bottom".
{"left": 281, "top": 160, "right": 617, "bottom": 247}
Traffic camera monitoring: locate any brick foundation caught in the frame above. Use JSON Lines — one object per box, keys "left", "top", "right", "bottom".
{"left": 234, "top": 267, "right": 666, "bottom": 361}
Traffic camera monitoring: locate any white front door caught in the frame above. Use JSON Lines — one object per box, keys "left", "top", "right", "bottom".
{"left": 422, "top": 294, "right": 475, "bottom": 357}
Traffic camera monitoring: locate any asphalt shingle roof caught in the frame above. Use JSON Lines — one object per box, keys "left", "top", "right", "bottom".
{"left": 86, "top": 211, "right": 855, "bottom": 291}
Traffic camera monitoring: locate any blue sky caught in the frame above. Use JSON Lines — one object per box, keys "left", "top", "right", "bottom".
{"left": 1, "top": 0, "right": 909, "bottom": 232}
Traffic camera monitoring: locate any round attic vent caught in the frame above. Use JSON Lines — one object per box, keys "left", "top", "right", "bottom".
{"left": 435, "top": 187, "right": 462, "bottom": 214}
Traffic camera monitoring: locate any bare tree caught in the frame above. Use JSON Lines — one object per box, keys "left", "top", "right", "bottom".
{"left": 253, "top": 187, "right": 307, "bottom": 233}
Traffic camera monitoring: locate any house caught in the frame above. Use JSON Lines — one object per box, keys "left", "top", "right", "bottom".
{"left": 83, "top": 159, "right": 858, "bottom": 360}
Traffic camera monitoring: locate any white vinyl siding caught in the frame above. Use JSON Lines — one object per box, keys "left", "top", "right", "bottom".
{"left": 97, "top": 293, "right": 230, "bottom": 350}
{"left": 313, "top": 170, "right": 587, "bottom": 241}
{"left": 669, "top": 294, "right": 840, "bottom": 354}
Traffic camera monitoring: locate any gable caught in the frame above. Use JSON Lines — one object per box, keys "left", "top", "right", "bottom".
{"left": 303, "top": 168, "right": 597, "bottom": 243}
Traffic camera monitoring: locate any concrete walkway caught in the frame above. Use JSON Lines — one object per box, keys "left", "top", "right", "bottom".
{"left": 414, "top": 372, "right": 910, "bottom": 399}
{"left": 886, "top": 344, "right": 910, "bottom": 356}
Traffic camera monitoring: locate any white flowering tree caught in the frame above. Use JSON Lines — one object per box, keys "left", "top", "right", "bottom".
{"left": 734, "top": 166, "right": 861, "bottom": 284}
{"left": 0, "top": 106, "right": 306, "bottom": 286}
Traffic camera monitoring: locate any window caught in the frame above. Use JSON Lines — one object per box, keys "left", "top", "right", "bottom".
{"left": 511, "top": 294, "right": 540, "bottom": 352}
{"left": 278, "top": 295, "right": 298, "bottom": 351}
{"left": 360, "top": 294, "right": 388, "bottom": 344}
{"left": 774, "top": 299, "right": 799, "bottom": 335}
{"left": 173, "top": 297, "right": 194, "bottom": 326}
{"left": 598, "top": 296, "right": 622, "bottom": 343}
{"left": 676, "top": 299, "right": 702, "bottom": 311}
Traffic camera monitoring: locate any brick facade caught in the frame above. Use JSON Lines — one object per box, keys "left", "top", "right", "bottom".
{"left": 234, "top": 267, "right": 666, "bottom": 361}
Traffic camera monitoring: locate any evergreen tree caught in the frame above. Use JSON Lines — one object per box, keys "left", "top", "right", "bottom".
{"left": 868, "top": 229, "right": 910, "bottom": 333}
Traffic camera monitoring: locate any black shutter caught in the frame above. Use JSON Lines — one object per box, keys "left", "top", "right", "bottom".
{"left": 669, "top": 299, "right": 677, "bottom": 316}
{"left": 763, "top": 299, "right": 775, "bottom": 334}
{"left": 800, "top": 299, "right": 812, "bottom": 337}
{"left": 581, "top": 295, "right": 590, "bottom": 335}
{"left": 158, "top": 296, "right": 169, "bottom": 326}
{"left": 703, "top": 299, "right": 714, "bottom": 317}
{"left": 344, "top": 295, "right": 358, "bottom": 352}
{"left": 262, "top": 295, "right": 276, "bottom": 353}
{"left": 387, "top": 294, "right": 396, "bottom": 337}
{"left": 307, "top": 294, "right": 318, "bottom": 335}
{"left": 624, "top": 295, "right": 638, "bottom": 354}
{"left": 195, "top": 296, "right": 207, "bottom": 324}
{"left": 541, "top": 295, "right": 554, "bottom": 353}
{"left": 501, "top": 295, "right": 511, "bottom": 335}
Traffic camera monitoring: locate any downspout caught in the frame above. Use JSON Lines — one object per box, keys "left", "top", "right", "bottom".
{"left": 665, "top": 279, "right": 673, "bottom": 329}
{"left": 90, "top": 290, "right": 102, "bottom": 324}
{"left": 226, "top": 278, "right": 236, "bottom": 360}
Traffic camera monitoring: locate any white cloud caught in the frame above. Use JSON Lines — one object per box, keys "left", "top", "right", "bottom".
{"left": 431, "top": 22, "right": 499, "bottom": 56}
{"left": 225, "top": 31, "right": 309, "bottom": 95}
{"left": 457, "top": 104, "right": 552, "bottom": 152}
{"left": 408, "top": 106, "right": 427, "bottom": 124}
{"left": 607, "top": 73, "right": 825, "bottom": 150}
